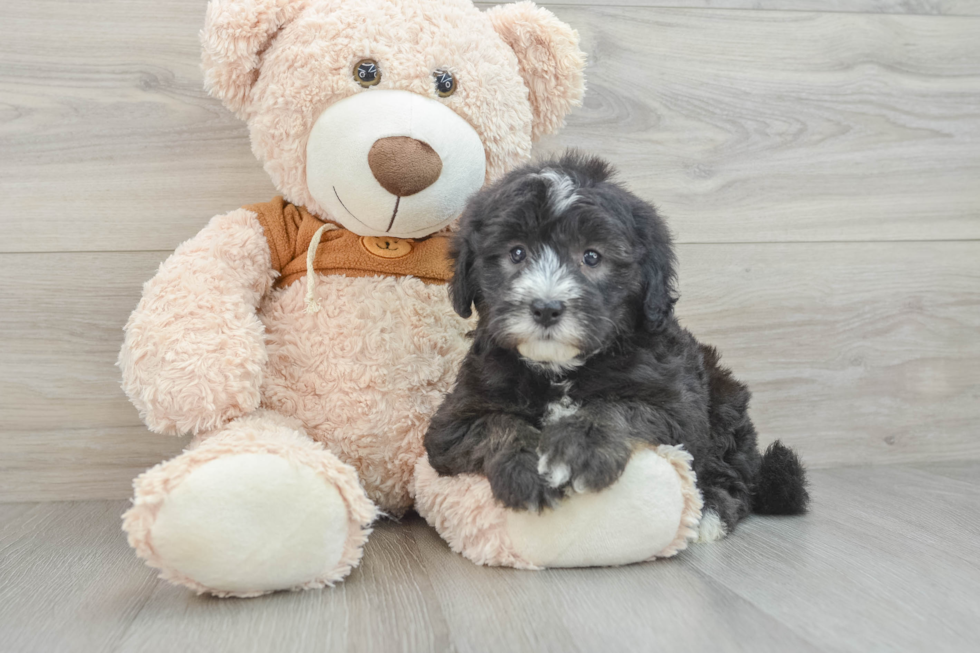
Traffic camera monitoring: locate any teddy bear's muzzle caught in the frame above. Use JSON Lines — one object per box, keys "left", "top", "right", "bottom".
{"left": 305, "top": 89, "right": 486, "bottom": 240}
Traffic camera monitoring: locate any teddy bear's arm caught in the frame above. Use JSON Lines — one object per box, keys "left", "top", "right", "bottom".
{"left": 118, "top": 208, "right": 277, "bottom": 435}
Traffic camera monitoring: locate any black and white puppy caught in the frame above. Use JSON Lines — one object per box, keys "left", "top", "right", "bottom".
{"left": 425, "top": 152, "right": 808, "bottom": 540}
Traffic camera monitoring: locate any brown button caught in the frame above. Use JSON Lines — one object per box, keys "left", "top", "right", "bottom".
{"left": 361, "top": 236, "right": 413, "bottom": 259}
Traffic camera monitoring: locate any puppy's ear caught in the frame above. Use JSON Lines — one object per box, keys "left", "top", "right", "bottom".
{"left": 634, "top": 200, "right": 678, "bottom": 330}
{"left": 449, "top": 233, "right": 480, "bottom": 319}
{"left": 486, "top": 2, "right": 587, "bottom": 141}
{"left": 201, "top": 0, "right": 306, "bottom": 116}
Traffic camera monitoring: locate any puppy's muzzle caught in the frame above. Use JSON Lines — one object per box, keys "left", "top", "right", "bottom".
{"left": 531, "top": 299, "right": 566, "bottom": 327}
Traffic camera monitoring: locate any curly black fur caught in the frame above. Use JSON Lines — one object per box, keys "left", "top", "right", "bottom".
{"left": 753, "top": 441, "right": 810, "bottom": 514}
{"left": 425, "top": 151, "right": 808, "bottom": 532}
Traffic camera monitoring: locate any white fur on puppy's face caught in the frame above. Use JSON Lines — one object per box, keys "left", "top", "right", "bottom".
{"left": 501, "top": 247, "right": 584, "bottom": 369}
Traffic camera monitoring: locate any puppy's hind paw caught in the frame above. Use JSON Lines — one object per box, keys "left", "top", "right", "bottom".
{"left": 537, "top": 454, "right": 571, "bottom": 489}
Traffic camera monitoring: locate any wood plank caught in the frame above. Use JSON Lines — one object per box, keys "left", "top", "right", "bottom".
{"left": 0, "top": 500, "right": 160, "bottom": 653}
{"left": 2, "top": 241, "right": 977, "bottom": 501}
{"left": 0, "top": 427, "right": 187, "bottom": 503}
{"left": 683, "top": 467, "right": 980, "bottom": 652}
{"left": 535, "top": 6, "right": 980, "bottom": 244}
{"left": 3, "top": 4, "right": 979, "bottom": 252}
{"left": 0, "top": 502, "right": 40, "bottom": 528}
{"left": 115, "top": 519, "right": 452, "bottom": 653}
{"left": 0, "top": 0, "right": 277, "bottom": 255}
{"left": 492, "top": 1, "right": 980, "bottom": 16}
{"left": 907, "top": 460, "right": 980, "bottom": 487}
{"left": 674, "top": 241, "right": 980, "bottom": 469}
{"left": 2, "top": 470, "right": 979, "bottom": 653}
{"left": 808, "top": 465, "right": 980, "bottom": 568}
{"left": 409, "top": 516, "right": 821, "bottom": 653}
{"left": 0, "top": 251, "right": 167, "bottom": 433}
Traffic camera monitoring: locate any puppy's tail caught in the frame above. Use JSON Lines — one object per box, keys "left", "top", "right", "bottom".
{"left": 752, "top": 441, "right": 810, "bottom": 515}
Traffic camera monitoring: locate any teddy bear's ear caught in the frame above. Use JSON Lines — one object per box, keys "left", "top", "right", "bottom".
{"left": 200, "top": 0, "right": 306, "bottom": 115}
{"left": 486, "top": 1, "right": 587, "bottom": 141}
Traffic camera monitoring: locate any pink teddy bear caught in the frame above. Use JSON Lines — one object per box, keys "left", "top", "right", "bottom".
{"left": 120, "top": 0, "right": 701, "bottom": 598}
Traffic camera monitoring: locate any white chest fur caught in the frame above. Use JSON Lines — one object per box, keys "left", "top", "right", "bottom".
{"left": 543, "top": 380, "right": 580, "bottom": 424}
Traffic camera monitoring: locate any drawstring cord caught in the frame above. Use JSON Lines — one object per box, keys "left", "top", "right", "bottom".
{"left": 304, "top": 223, "right": 339, "bottom": 314}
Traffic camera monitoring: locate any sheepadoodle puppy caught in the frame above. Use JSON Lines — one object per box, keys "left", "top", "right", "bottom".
{"left": 425, "top": 152, "right": 809, "bottom": 540}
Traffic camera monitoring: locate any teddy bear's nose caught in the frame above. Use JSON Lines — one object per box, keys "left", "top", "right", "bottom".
{"left": 368, "top": 136, "right": 443, "bottom": 197}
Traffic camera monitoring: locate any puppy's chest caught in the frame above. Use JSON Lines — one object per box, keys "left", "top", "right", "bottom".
{"left": 541, "top": 380, "right": 581, "bottom": 425}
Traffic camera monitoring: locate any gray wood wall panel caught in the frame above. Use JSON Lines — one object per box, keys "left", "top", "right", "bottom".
{"left": 2, "top": 3, "right": 979, "bottom": 252}
{"left": 1, "top": 1, "right": 978, "bottom": 501}
{"left": 493, "top": 1, "right": 980, "bottom": 16}
{"left": 537, "top": 7, "right": 980, "bottom": 244}
{"left": 1, "top": 241, "right": 976, "bottom": 500}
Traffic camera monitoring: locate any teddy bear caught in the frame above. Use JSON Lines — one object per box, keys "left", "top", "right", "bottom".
{"left": 119, "top": 0, "right": 702, "bottom": 598}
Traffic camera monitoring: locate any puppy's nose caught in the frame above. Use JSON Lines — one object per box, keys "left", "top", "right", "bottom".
{"left": 368, "top": 136, "right": 443, "bottom": 196}
{"left": 531, "top": 299, "right": 566, "bottom": 327}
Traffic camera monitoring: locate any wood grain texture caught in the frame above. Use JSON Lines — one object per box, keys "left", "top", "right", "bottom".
{"left": 3, "top": 465, "right": 979, "bottom": 652}
{"left": 0, "top": 251, "right": 167, "bottom": 433}
{"left": 0, "top": 501, "right": 160, "bottom": 653}
{"left": 0, "top": 427, "right": 186, "bottom": 503}
{"left": 812, "top": 465, "right": 980, "bottom": 566}
{"left": 682, "top": 466, "right": 980, "bottom": 651}
{"left": 491, "top": 1, "right": 980, "bottom": 16}
{"left": 2, "top": 3, "right": 979, "bottom": 252}
{"left": 0, "top": 0, "right": 277, "bottom": 255}
{"left": 907, "top": 460, "right": 980, "bottom": 487}
{"left": 409, "top": 518, "right": 821, "bottom": 653}
{"left": 0, "top": 250, "right": 187, "bottom": 502}
{"left": 114, "top": 521, "right": 452, "bottom": 653}
{"left": 674, "top": 241, "right": 980, "bottom": 469}
{"left": 1, "top": 241, "right": 976, "bottom": 501}
{"left": 535, "top": 6, "right": 980, "bottom": 243}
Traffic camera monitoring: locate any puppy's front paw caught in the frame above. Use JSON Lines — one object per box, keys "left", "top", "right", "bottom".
{"left": 538, "top": 420, "right": 631, "bottom": 494}
{"left": 537, "top": 453, "right": 572, "bottom": 489}
{"left": 487, "top": 450, "right": 564, "bottom": 512}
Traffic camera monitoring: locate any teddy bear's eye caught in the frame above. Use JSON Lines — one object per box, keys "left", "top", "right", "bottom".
{"left": 354, "top": 59, "right": 381, "bottom": 88}
{"left": 433, "top": 70, "right": 456, "bottom": 98}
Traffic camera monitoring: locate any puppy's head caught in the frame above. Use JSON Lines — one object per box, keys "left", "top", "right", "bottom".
{"left": 451, "top": 152, "right": 677, "bottom": 370}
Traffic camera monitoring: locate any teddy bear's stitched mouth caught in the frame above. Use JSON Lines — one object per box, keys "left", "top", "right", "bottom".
{"left": 332, "top": 186, "right": 399, "bottom": 233}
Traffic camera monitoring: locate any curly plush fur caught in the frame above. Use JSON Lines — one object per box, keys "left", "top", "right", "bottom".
{"left": 119, "top": 0, "right": 587, "bottom": 596}
{"left": 425, "top": 152, "right": 810, "bottom": 533}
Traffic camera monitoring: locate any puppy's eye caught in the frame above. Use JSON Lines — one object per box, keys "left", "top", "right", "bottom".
{"left": 433, "top": 69, "right": 456, "bottom": 97}
{"left": 583, "top": 250, "right": 601, "bottom": 267}
{"left": 509, "top": 246, "right": 526, "bottom": 264}
{"left": 354, "top": 59, "right": 381, "bottom": 88}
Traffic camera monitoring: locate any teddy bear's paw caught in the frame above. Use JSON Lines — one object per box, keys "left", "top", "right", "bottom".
{"left": 415, "top": 445, "right": 704, "bottom": 570}
{"left": 128, "top": 451, "right": 360, "bottom": 597}
{"left": 504, "top": 447, "right": 697, "bottom": 567}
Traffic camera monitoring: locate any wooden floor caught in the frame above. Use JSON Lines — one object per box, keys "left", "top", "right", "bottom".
{"left": 1, "top": 463, "right": 978, "bottom": 653}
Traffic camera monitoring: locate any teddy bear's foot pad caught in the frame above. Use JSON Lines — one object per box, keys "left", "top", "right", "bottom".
{"left": 505, "top": 448, "right": 697, "bottom": 567}
{"left": 149, "top": 452, "right": 349, "bottom": 595}
{"left": 415, "top": 445, "right": 704, "bottom": 569}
